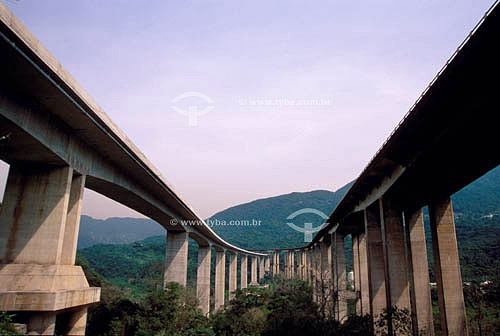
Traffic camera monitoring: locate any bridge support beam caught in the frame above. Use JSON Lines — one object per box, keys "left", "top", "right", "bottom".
{"left": 259, "top": 256, "right": 265, "bottom": 281}
{"left": 250, "top": 256, "right": 258, "bottom": 285}
{"left": 215, "top": 249, "right": 226, "bottom": 310}
{"left": 364, "top": 202, "right": 388, "bottom": 324}
{"left": 429, "top": 197, "right": 467, "bottom": 336}
{"left": 358, "top": 230, "right": 371, "bottom": 315}
{"left": 333, "top": 232, "right": 348, "bottom": 322}
{"left": 320, "top": 237, "right": 332, "bottom": 317}
{"left": 164, "top": 231, "right": 188, "bottom": 287}
{"left": 0, "top": 165, "right": 99, "bottom": 335}
{"left": 241, "top": 255, "right": 248, "bottom": 289}
{"left": 290, "top": 251, "right": 295, "bottom": 279}
{"left": 405, "top": 208, "right": 434, "bottom": 335}
{"left": 229, "top": 252, "right": 238, "bottom": 300}
{"left": 352, "top": 234, "right": 362, "bottom": 315}
{"left": 197, "top": 245, "right": 211, "bottom": 315}
{"left": 380, "top": 197, "right": 411, "bottom": 331}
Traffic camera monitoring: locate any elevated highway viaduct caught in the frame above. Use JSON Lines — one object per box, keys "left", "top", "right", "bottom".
{"left": 0, "top": 3, "right": 268, "bottom": 334}
{"left": 267, "top": 1, "right": 500, "bottom": 335}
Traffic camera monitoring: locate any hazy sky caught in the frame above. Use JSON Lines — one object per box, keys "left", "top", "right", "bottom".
{"left": 0, "top": 0, "right": 495, "bottom": 219}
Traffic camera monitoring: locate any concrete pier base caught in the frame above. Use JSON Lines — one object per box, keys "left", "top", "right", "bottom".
{"left": 250, "top": 257, "right": 258, "bottom": 286}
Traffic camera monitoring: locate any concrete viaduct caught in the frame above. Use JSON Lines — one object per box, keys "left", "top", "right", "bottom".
{"left": 265, "top": 2, "right": 500, "bottom": 335}
{"left": 0, "top": 3, "right": 269, "bottom": 335}
{"left": 1, "top": 1, "right": 499, "bottom": 335}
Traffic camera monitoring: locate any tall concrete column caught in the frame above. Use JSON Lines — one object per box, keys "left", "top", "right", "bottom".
{"left": 241, "top": 255, "right": 248, "bottom": 289}
{"left": 265, "top": 255, "right": 270, "bottom": 274}
{"left": 274, "top": 252, "right": 279, "bottom": 275}
{"left": 306, "top": 249, "right": 311, "bottom": 283}
{"left": 358, "top": 230, "right": 371, "bottom": 315}
{"left": 321, "top": 237, "right": 332, "bottom": 316}
{"left": 380, "top": 197, "right": 411, "bottom": 323}
{"left": 364, "top": 202, "right": 388, "bottom": 320}
{"left": 250, "top": 256, "right": 258, "bottom": 285}
{"left": 429, "top": 197, "right": 467, "bottom": 336}
{"left": 215, "top": 249, "right": 226, "bottom": 310}
{"left": 296, "top": 250, "right": 302, "bottom": 280}
{"left": 259, "top": 256, "right": 265, "bottom": 280}
{"left": 229, "top": 252, "right": 238, "bottom": 300}
{"left": 61, "top": 174, "right": 86, "bottom": 265}
{"left": 405, "top": 208, "right": 434, "bottom": 336}
{"left": 164, "top": 231, "right": 188, "bottom": 287}
{"left": 352, "top": 234, "right": 362, "bottom": 315}
{"left": 313, "top": 244, "right": 321, "bottom": 303}
{"left": 333, "top": 232, "right": 348, "bottom": 321}
{"left": 283, "top": 251, "right": 289, "bottom": 278}
{"left": 197, "top": 245, "right": 211, "bottom": 315}
{"left": 290, "top": 251, "right": 295, "bottom": 279}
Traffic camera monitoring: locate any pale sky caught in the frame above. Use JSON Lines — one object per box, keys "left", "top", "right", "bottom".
{"left": 0, "top": 0, "right": 495, "bottom": 219}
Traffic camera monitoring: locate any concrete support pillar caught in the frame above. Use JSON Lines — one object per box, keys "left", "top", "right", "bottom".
{"left": 321, "top": 237, "right": 332, "bottom": 316}
{"left": 0, "top": 165, "right": 99, "bottom": 336}
{"left": 405, "top": 208, "right": 434, "bottom": 336}
{"left": 27, "top": 312, "right": 56, "bottom": 336}
{"left": 61, "top": 174, "right": 86, "bottom": 265}
{"left": 229, "top": 252, "right": 237, "bottom": 300}
{"left": 164, "top": 231, "right": 188, "bottom": 287}
{"left": 250, "top": 256, "right": 258, "bottom": 285}
{"left": 364, "top": 202, "right": 388, "bottom": 320}
{"left": 313, "top": 245, "right": 321, "bottom": 303}
{"left": 259, "top": 256, "right": 265, "bottom": 280}
{"left": 241, "top": 255, "right": 248, "bottom": 289}
{"left": 283, "top": 251, "right": 290, "bottom": 279}
{"left": 265, "top": 255, "right": 270, "bottom": 274}
{"left": 380, "top": 197, "right": 411, "bottom": 327}
{"left": 63, "top": 307, "right": 88, "bottom": 336}
{"left": 333, "top": 232, "right": 348, "bottom": 322}
{"left": 0, "top": 165, "right": 73, "bottom": 264}
{"left": 296, "top": 250, "right": 302, "bottom": 280}
{"left": 290, "top": 251, "right": 295, "bottom": 279}
{"left": 215, "top": 249, "right": 226, "bottom": 310}
{"left": 358, "top": 230, "right": 371, "bottom": 315}
{"left": 352, "top": 234, "right": 362, "bottom": 315}
{"left": 306, "top": 249, "right": 311, "bottom": 283}
{"left": 197, "top": 245, "right": 211, "bottom": 315}
{"left": 429, "top": 197, "right": 467, "bottom": 336}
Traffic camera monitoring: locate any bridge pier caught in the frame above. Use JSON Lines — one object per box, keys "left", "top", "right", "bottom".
{"left": 197, "top": 245, "right": 211, "bottom": 315}
{"left": 259, "top": 256, "right": 265, "bottom": 281}
{"left": 164, "top": 231, "right": 188, "bottom": 287}
{"left": 229, "top": 252, "right": 238, "bottom": 300}
{"left": 352, "top": 234, "right": 362, "bottom": 314}
{"left": 0, "top": 165, "right": 99, "bottom": 335}
{"left": 429, "top": 197, "right": 467, "bottom": 336}
{"left": 289, "top": 251, "right": 295, "bottom": 279}
{"left": 320, "top": 236, "right": 332, "bottom": 316}
{"left": 380, "top": 197, "right": 411, "bottom": 330}
{"left": 215, "top": 248, "right": 226, "bottom": 310}
{"left": 250, "top": 256, "right": 258, "bottom": 285}
{"left": 241, "top": 255, "right": 248, "bottom": 289}
{"left": 364, "top": 202, "right": 388, "bottom": 326}
{"left": 405, "top": 208, "right": 434, "bottom": 335}
{"left": 333, "top": 232, "right": 347, "bottom": 321}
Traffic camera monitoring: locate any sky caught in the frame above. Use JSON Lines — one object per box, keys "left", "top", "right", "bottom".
{"left": 0, "top": 0, "right": 495, "bottom": 219}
